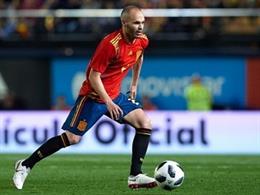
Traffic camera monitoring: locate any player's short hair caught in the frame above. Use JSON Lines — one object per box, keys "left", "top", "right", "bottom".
{"left": 120, "top": 5, "right": 142, "bottom": 21}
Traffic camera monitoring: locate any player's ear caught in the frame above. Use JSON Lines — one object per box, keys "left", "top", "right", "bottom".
{"left": 121, "top": 18, "right": 126, "bottom": 26}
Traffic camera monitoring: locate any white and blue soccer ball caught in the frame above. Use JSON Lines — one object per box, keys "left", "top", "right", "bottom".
{"left": 154, "top": 160, "right": 184, "bottom": 191}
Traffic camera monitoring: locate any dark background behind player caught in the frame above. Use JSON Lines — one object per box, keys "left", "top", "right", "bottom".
{"left": 0, "top": 0, "right": 260, "bottom": 110}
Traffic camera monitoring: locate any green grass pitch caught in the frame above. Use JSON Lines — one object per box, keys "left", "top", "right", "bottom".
{"left": 1, "top": 154, "right": 260, "bottom": 195}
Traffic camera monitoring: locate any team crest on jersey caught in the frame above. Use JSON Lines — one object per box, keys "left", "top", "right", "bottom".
{"left": 77, "top": 120, "right": 87, "bottom": 131}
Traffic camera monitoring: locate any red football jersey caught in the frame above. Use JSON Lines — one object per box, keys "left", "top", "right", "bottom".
{"left": 79, "top": 29, "right": 149, "bottom": 102}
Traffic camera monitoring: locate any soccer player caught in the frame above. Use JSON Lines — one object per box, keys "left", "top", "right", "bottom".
{"left": 13, "top": 5, "right": 157, "bottom": 190}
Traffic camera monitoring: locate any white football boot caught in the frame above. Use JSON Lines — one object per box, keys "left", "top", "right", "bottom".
{"left": 128, "top": 173, "right": 157, "bottom": 189}
{"left": 13, "top": 159, "right": 30, "bottom": 189}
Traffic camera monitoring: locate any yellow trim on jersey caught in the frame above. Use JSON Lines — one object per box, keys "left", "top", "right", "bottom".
{"left": 110, "top": 33, "right": 121, "bottom": 45}
{"left": 110, "top": 33, "right": 122, "bottom": 53}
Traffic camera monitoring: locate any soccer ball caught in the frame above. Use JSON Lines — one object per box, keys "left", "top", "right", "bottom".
{"left": 154, "top": 160, "right": 184, "bottom": 191}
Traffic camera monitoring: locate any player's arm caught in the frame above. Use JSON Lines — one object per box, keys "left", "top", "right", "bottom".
{"left": 129, "top": 54, "right": 143, "bottom": 100}
{"left": 88, "top": 68, "right": 123, "bottom": 120}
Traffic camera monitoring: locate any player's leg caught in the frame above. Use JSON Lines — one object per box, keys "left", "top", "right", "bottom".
{"left": 13, "top": 96, "right": 107, "bottom": 189}
{"left": 12, "top": 130, "right": 78, "bottom": 189}
{"left": 124, "top": 108, "right": 152, "bottom": 175}
{"left": 12, "top": 95, "right": 85, "bottom": 190}
{"left": 112, "top": 93, "right": 156, "bottom": 189}
{"left": 124, "top": 109, "right": 156, "bottom": 189}
{"left": 22, "top": 131, "right": 75, "bottom": 168}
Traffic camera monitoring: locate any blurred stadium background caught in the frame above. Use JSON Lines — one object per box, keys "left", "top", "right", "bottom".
{"left": 0, "top": 0, "right": 260, "bottom": 195}
{"left": 1, "top": 0, "right": 260, "bottom": 110}
{"left": 0, "top": 1, "right": 260, "bottom": 194}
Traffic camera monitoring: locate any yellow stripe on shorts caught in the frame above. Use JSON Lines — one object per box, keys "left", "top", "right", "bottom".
{"left": 70, "top": 96, "right": 87, "bottom": 127}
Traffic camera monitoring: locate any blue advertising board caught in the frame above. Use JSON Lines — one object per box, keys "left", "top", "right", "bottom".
{"left": 51, "top": 57, "right": 246, "bottom": 110}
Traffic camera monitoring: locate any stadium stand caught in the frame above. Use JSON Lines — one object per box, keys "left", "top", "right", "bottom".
{"left": 0, "top": 0, "right": 260, "bottom": 50}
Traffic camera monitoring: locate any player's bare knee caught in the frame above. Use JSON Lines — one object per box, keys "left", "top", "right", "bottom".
{"left": 69, "top": 136, "right": 81, "bottom": 145}
{"left": 65, "top": 131, "right": 81, "bottom": 145}
{"left": 140, "top": 118, "right": 152, "bottom": 130}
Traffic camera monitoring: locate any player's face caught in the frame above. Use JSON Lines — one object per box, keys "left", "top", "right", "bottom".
{"left": 124, "top": 10, "right": 145, "bottom": 40}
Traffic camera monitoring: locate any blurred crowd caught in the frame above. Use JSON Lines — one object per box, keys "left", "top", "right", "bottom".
{"left": 0, "top": 0, "right": 260, "bottom": 41}
{"left": 0, "top": 91, "right": 27, "bottom": 110}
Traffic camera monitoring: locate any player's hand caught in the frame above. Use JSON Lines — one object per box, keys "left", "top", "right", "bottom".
{"left": 105, "top": 100, "right": 123, "bottom": 120}
{"left": 128, "top": 86, "right": 137, "bottom": 100}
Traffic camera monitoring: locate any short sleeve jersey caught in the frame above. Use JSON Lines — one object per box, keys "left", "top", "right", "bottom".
{"left": 79, "top": 29, "right": 149, "bottom": 102}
